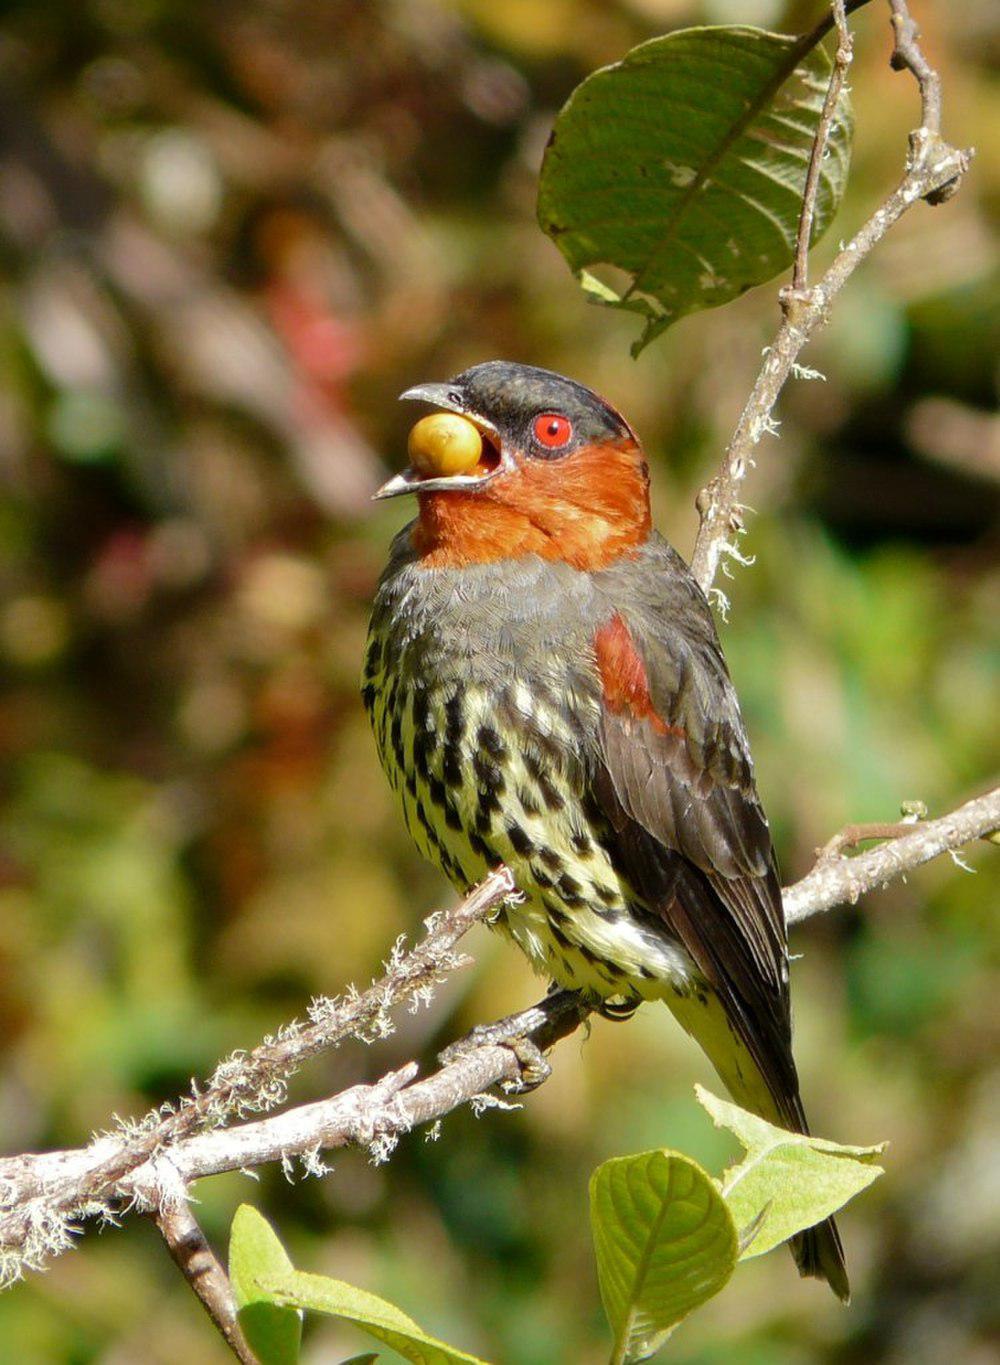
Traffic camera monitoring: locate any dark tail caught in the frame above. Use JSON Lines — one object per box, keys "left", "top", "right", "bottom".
{"left": 664, "top": 990, "right": 850, "bottom": 1300}
{"left": 791, "top": 1216, "right": 850, "bottom": 1303}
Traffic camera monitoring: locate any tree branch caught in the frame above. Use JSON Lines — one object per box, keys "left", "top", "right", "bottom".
{"left": 152, "top": 1178, "right": 256, "bottom": 1365}
{"left": 690, "top": 0, "right": 973, "bottom": 599}
{"left": 0, "top": 867, "right": 515, "bottom": 1285}
{"left": 784, "top": 787, "right": 999, "bottom": 924}
{"left": 0, "top": 789, "right": 994, "bottom": 1286}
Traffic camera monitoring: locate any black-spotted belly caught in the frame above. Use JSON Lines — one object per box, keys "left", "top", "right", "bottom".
{"left": 364, "top": 667, "right": 696, "bottom": 1000}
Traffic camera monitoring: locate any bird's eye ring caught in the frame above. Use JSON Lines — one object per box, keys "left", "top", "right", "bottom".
{"left": 533, "top": 413, "right": 573, "bottom": 450}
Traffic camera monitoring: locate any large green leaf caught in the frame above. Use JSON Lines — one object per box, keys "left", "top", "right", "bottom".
{"left": 590, "top": 1149, "right": 737, "bottom": 1364}
{"left": 229, "top": 1205, "right": 302, "bottom": 1365}
{"left": 696, "top": 1087, "right": 886, "bottom": 1259}
{"left": 539, "top": 25, "right": 853, "bottom": 353}
{"left": 259, "top": 1268, "right": 490, "bottom": 1365}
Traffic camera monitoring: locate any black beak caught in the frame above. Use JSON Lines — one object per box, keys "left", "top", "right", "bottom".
{"left": 397, "top": 382, "right": 467, "bottom": 412}
{"left": 373, "top": 382, "right": 505, "bottom": 500}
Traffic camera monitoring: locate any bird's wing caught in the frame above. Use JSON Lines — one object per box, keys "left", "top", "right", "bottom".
{"left": 590, "top": 606, "right": 803, "bottom": 1129}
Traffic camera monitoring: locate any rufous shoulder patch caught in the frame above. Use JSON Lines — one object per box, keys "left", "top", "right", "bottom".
{"left": 594, "top": 612, "right": 684, "bottom": 738}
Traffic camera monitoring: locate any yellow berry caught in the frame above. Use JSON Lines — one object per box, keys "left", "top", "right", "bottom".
{"left": 407, "top": 413, "right": 483, "bottom": 477}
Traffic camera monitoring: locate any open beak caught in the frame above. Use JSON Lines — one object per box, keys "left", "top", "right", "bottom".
{"left": 373, "top": 383, "right": 505, "bottom": 500}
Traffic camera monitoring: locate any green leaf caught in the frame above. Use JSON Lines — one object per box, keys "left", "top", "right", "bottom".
{"left": 590, "top": 1149, "right": 738, "bottom": 1364}
{"left": 258, "top": 1268, "right": 491, "bottom": 1365}
{"left": 229, "top": 1205, "right": 303, "bottom": 1365}
{"left": 696, "top": 1086, "right": 886, "bottom": 1260}
{"left": 538, "top": 24, "right": 853, "bottom": 353}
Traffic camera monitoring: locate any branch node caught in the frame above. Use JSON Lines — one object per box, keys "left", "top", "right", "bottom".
{"left": 905, "top": 130, "right": 971, "bottom": 204}
{"left": 778, "top": 285, "right": 817, "bottom": 323}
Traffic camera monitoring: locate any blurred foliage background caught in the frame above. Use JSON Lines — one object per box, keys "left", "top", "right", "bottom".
{"left": 0, "top": 0, "right": 997, "bottom": 1361}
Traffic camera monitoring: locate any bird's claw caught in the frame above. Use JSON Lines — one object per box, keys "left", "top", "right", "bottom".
{"left": 500, "top": 1036, "right": 552, "bottom": 1093}
{"left": 594, "top": 994, "right": 641, "bottom": 1022}
{"left": 438, "top": 1020, "right": 552, "bottom": 1094}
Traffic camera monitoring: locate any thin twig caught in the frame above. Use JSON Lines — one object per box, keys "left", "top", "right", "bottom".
{"left": 816, "top": 813, "right": 926, "bottom": 859}
{"left": 888, "top": 0, "right": 940, "bottom": 132}
{"left": 791, "top": 1, "right": 853, "bottom": 293}
{"left": 690, "top": 0, "right": 972, "bottom": 597}
{"left": 784, "top": 786, "right": 999, "bottom": 923}
{"left": 818, "top": 821, "right": 920, "bottom": 857}
{"left": 152, "top": 1176, "right": 257, "bottom": 1365}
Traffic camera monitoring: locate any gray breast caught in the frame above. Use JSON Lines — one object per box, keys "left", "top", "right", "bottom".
{"left": 371, "top": 535, "right": 606, "bottom": 700}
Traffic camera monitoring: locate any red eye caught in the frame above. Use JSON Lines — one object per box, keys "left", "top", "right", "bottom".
{"left": 532, "top": 413, "right": 573, "bottom": 450}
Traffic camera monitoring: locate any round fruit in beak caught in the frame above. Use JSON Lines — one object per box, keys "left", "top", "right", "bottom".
{"left": 407, "top": 413, "right": 483, "bottom": 478}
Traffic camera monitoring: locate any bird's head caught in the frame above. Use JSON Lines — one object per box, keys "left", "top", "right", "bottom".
{"left": 375, "top": 361, "right": 652, "bottom": 570}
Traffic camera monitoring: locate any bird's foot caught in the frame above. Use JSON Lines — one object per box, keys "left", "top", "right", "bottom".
{"left": 438, "top": 1014, "right": 553, "bottom": 1093}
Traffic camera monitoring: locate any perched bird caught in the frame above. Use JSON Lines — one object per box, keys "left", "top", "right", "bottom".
{"left": 363, "top": 360, "right": 848, "bottom": 1300}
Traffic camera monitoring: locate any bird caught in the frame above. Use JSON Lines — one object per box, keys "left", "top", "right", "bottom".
{"left": 362, "top": 359, "right": 848, "bottom": 1300}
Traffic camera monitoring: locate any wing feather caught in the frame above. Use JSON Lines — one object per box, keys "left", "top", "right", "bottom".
{"left": 592, "top": 605, "right": 799, "bottom": 1127}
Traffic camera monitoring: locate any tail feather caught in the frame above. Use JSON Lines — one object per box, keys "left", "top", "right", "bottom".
{"left": 792, "top": 1218, "right": 850, "bottom": 1303}
{"left": 663, "top": 990, "right": 850, "bottom": 1301}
